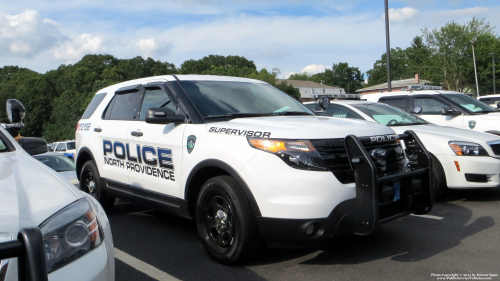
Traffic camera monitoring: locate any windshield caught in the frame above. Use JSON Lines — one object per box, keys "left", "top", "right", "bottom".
{"left": 445, "top": 94, "right": 496, "bottom": 113}
{"left": 34, "top": 154, "right": 76, "bottom": 172}
{"left": 66, "top": 141, "right": 76, "bottom": 150}
{"left": 179, "top": 81, "right": 313, "bottom": 119}
{"left": 353, "top": 103, "right": 427, "bottom": 126}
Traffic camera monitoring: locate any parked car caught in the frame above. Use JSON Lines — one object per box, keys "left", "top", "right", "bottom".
{"left": 305, "top": 99, "right": 500, "bottom": 198}
{"left": 363, "top": 88, "right": 500, "bottom": 136}
{"left": 51, "top": 140, "right": 76, "bottom": 160}
{"left": 75, "top": 75, "right": 433, "bottom": 264}
{"left": 33, "top": 152, "right": 79, "bottom": 186}
{"left": 477, "top": 94, "right": 500, "bottom": 108}
{"left": 0, "top": 99, "right": 114, "bottom": 281}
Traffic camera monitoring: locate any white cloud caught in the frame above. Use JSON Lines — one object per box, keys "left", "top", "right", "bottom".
{"left": 54, "top": 34, "right": 106, "bottom": 62}
{"left": 259, "top": 43, "right": 289, "bottom": 59}
{"left": 0, "top": 9, "right": 67, "bottom": 58}
{"left": 135, "top": 38, "right": 172, "bottom": 59}
{"left": 386, "top": 7, "right": 420, "bottom": 22}
{"left": 300, "top": 64, "right": 329, "bottom": 75}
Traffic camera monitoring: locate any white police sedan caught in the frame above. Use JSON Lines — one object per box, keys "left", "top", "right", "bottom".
{"left": 305, "top": 99, "right": 500, "bottom": 198}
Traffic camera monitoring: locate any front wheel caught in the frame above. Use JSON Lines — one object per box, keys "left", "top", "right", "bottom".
{"left": 196, "top": 176, "right": 263, "bottom": 264}
{"left": 80, "top": 160, "right": 115, "bottom": 212}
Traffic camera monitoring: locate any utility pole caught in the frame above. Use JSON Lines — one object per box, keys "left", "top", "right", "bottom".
{"left": 344, "top": 77, "right": 350, "bottom": 94}
{"left": 471, "top": 37, "right": 480, "bottom": 96}
{"left": 490, "top": 53, "right": 496, "bottom": 94}
{"left": 384, "top": 0, "right": 391, "bottom": 92}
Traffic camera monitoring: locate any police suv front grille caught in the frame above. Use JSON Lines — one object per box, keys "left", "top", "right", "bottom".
{"left": 310, "top": 138, "right": 405, "bottom": 184}
{"left": 489, "top": 144, "right": 500, "bottom": 155}
{"left": 465, "top": 174, "right": 489, "bottom": 183}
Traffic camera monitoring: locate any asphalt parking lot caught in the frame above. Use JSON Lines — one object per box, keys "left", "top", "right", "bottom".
{"left": 109, "top": 188, "right": 500, "bottom": 281}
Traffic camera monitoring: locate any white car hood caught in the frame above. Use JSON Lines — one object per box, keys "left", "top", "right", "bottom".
{"left": 389, "top": 124, "right": 500, "bottom": 143}
{"left": 476, "top": 112, "right": 500, "bottom": 120}
{"left": 207, "top": 115, "right": 396, "bottom": 139}
{"left": 0, "top": 151, "right": 80, "bottom": 239}
{"left": 389, "top": 124, "right": 500, "bottom": 156}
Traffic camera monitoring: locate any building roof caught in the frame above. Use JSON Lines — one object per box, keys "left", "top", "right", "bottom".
{"left": 356, "top": 78, "right": 431, "bottom": 92}
{"left": 277, "top": 79, "right": 342, "bottom": 89}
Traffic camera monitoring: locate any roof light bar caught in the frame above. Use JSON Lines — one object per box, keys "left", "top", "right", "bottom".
{"left": 407, "top": 85, "right": 443, "bottom": 91}
{"left": 313, "top": 94, "right": 361, "bottom": 100}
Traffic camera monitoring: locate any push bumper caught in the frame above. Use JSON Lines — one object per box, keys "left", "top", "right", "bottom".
{"left": 255, "top": 131, "right": 433, "bottom": 246}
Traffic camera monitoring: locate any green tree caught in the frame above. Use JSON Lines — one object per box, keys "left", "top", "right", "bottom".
{"left": 311, "top": 62, "right": 365, "bottom": 93}
{"left": 422, "top": 18, "right": 499, "bottom": 93}
{"left": 180, "top": 55, "right": 256, "bottom": 74}
{"left": 287, "top": 72, "right": 311, "bottom": 81}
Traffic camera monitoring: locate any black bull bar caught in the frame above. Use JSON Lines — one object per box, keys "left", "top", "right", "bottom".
{"left": 345, "top": 130, "right": 434, "bottom": 235}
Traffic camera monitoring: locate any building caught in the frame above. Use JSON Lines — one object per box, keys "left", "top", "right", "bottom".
{"left": 356, "top": 74, "right": 432, "bottom": 95}
{"left": 277, "top": 79, "right": 345, "bottom": 102}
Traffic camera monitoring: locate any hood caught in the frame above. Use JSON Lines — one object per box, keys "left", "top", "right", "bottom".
{"left": 477, "top": 112, "right": 500, "bottom": 120}
{"left": 389, "top": 124, "right": 500, "bottom": 144}
{"left": 389, "top": 124, "right": 500, "bottom": 156}
{"left": 206, "top": 115, "right": 396, "bottom": 139}
{"left": 0, "top": 148, "right": 80, "bottom": 240}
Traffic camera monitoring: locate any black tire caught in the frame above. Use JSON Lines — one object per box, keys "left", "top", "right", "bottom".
{"left": 80, "top": 160, "right": 115, "bottom": 212}
{"left": 431, "top": 155, "right": 447, "bottom": 200}
{"left": 196, "top": 175, "right": 263, "bottom": 265}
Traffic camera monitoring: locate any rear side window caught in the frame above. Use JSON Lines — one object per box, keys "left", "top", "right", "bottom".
{"left": 104, "top": 92, "right": 142, "bottom": 120}
{"left": 82, "top": 93, "right": 107, "bottom": 119}
{"left": 380, "top": 98, "right": 407, "bottom": 109}
{"left": 0, "top": 138, "right": 7, "bottom": 152}
{"left": 67, "top": 142, "right": 76, "bottom": 150}
{"left": 323, "top": 104, "right": 362, "bottom": 119}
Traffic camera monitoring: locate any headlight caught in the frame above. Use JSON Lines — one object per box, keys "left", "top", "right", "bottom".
{"left": 248, "top": 137, "right": 329, "bottom": 171}
{"left": 448, "top": 141, "right": 488, "bottom": 156}
{"left": 39, "top": 198, "right": 104, "bottom": 273}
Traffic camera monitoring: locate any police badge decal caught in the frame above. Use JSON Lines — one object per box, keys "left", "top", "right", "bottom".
{"left": 469, "top": 120, "right": 476, "bottom": 129}
{"left": 187, "top": 135, "right": 196, "bottom": 154}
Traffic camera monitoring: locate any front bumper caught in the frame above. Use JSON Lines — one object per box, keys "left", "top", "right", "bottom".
{"left": 243, "top": 131, "right": 433, "bottom": 245}
{"left": 437, "top": 154, "right": 500, "bottom": 189}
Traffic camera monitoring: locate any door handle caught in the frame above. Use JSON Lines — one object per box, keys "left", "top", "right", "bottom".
{"left": 131, "top": 131, "right": 143, "bottom": 137}
{"left": 94, "top": 128, "right": 102, "bottom": 132}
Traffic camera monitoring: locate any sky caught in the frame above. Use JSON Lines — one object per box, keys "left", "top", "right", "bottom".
{"left": 1, "top": 0, "right": 499, "bottom": 78}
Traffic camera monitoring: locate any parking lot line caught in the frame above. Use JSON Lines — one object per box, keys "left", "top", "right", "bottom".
{"left": 114, "top": 248, "right": 180, "bottom": 281}
{"left": 410, "top": 214, "right": 444, "bottom": 220}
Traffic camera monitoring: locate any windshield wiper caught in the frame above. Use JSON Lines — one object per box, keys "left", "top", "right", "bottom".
{"left": 204, "top": 113, "right": 273, "bottom": 120}
{"left": 271, "top": 111, "right": 313, "bottom": 116}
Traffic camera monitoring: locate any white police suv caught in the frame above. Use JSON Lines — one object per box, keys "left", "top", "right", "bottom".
{"left": 75, "top": 75, "right": 434, "bottom": 264}
{"left": 0, "top": 100, "right": 114, "bottom": 281}
{"left": 50, "top": 140, "right": 76, "bottom": 160}
{"left": 305, "top": 99, "right": 500, "bottom": 199}
{"left": 363, "top": 87, "right": 500, "bottom": 136}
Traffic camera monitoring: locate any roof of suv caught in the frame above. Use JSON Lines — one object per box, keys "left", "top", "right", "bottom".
{"left": 97, "top": 75, "right": 267, "bottom": 94}
{"left": 362, "top": 90, "right": 467, "bottom": 100}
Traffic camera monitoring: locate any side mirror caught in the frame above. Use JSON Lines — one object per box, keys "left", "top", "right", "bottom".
{"left": 318, "top": 97, "right": 330, "bottom": 110}
{"left": 413, "top": 106, "right": 423, "bottom": 114}
{"left": 18, "top": 137, "right": 48, "bottom": 156}
{"left": 5, "top": 99, "right": 25, "bottom": 128}
{"left": 145, "top": 107, "right": 186, "bottom": 124}
{"left": 441, "top": 108, "right": 461, "bottom": 115}
{"left": 497, "top": 103, "right": 500, "bottom": 109}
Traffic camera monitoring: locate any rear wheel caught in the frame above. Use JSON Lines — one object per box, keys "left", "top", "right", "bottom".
{"left": 80, "top": 160, "right": 115, "bottom": 212}
{"left": 431, "top": 155, "right": 447, "bottom": 200}
{"left": 196, "top": 176, "right": 263, "bottom": 264}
